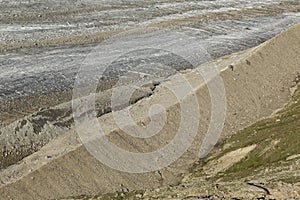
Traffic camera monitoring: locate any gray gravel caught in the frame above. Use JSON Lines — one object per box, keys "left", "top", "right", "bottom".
{"left": 0, "top": 82, "right": 156, "bottom": 169}
{"left": 1, "top": 12, "right": 300, "bottom": 100}
{"left": 0, "top": 0, "right": 300, "bottom": 169}
{"left": 0, "top": 0, "right": 282, "bottom": 43}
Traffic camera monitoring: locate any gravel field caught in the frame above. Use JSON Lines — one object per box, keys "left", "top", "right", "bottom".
{"left": 0, "top": 0, "right": 300, "bottom": 169}
{"left": 0, "top": 0, "right": 283, "bottom": 43}
{"left": 0, "top": 21, "right": 299, "bottom": 199}
{"left": 0, "top": 1, "right": 300, "bottom": 199}
{"left": 0, "top": 0, "right": 300, "bottom": 102}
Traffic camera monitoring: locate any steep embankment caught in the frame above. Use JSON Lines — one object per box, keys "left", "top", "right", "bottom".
{"left": 90, "top": 80, "right": 299, "bottom": 200}
{"left": 0, "top": 23, "right": 299, "bottom": 200}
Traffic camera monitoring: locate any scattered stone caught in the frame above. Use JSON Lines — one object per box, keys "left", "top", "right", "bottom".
{"left": 286, "top": 154, "right": 300, "bottom": 161}
{"left": 154, "top": 188, "right": 160, "bottom": 193}
{"left": 135, "top": 193, "right": 143, "bottom": 198}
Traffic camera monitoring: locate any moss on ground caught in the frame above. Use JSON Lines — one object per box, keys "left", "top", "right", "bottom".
{"left": 59, "top": 86, "right": 300, "bottom": 199}
{"left": 57, "top": 190, "right": 145, "bottom": 200}
{"left": 210, "top": 87, "right": 300, "bottom": 181}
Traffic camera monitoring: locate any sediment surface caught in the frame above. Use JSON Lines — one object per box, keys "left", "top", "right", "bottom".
{"left": 0, "top": 20, "right": 299, "bottom": 200}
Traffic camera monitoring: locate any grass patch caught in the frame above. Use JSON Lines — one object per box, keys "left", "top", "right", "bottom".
{"left": 210, "top": 87, "right": 300, "bottom": 181}
{"left": 57, "top": 190, "right": 145, "bottom": 200}
{"left": 58, "top": 87, "right": 300, "bottom": 199}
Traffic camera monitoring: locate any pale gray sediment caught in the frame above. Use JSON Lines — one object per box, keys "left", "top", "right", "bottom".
{"left": 1, "top": 12, "right": 299, "bottom": 125}
{"left": 0, "top": 0, "right": 284, "bottom": 43}
{"left": 0, "top": 22, "right": 299, "bottom": 199}
{"left": 0, "top": 81, "right": 157, "bottom": 169}
{"left": 1, "top": 12, "right": 300, "bottom": 101}
{"left": 0, "top": 0, "right": 300, "bottom": 171}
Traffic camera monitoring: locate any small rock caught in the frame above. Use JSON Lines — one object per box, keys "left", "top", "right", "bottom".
{"left": 121, "top": 187, "right": 129, "bottom": 193}
{"left": 135, "top": 193, "right": 143, "bottom": 198}
{"left": 153, "top": 80, "right": 160, "bottom": 86}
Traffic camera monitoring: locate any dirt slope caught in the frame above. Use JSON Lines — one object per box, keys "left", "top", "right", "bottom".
{"left": 0, "top": 23, "right": 300, "bottom": 200}
{"left": 91, "top": 83, "right": 300, "bottom": 200}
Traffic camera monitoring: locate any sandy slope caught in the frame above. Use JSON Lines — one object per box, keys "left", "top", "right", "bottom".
{"left": 0, "top": 23, "right": 300, "bottom": 200}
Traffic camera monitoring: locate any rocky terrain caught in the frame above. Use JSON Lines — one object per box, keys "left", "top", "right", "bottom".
{"left": 0, "top": 0, "right": 300, "bottom": 199}
{"left": 0, "top": 19, "right": 299, "bottom": 200}
{"left": 1, "top": 0, "right": 299, "bottom": 171}
{"left": 58, "top": 26, "right": 300, "bottom": 199}
{"left": 80, "top": 85, "right": 299, "bottom": 200}
{"left": 62, "top": 23, "right": 300, "bottom": 200}
{"left": 1, "top": 0, "right": 300, "bottom": 126}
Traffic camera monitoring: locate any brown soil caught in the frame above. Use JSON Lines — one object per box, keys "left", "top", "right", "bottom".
{"left": 0, "top": 21, "right": 299, "bottom": 200}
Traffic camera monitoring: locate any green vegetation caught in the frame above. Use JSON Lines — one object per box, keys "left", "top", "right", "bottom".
{"left": 59, "top": 86, "right": 300, "bottom": 199}
{"left": 58, "top": 190, "right": 145, "bottom": 200}
{"left": 211, "top": 87, "right": 300, "bottom": 181}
